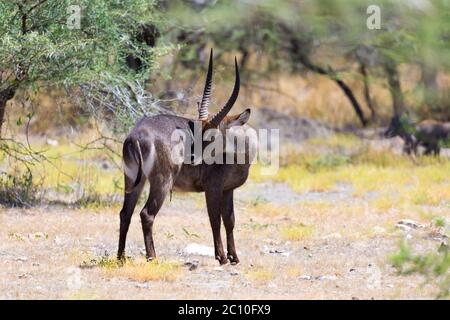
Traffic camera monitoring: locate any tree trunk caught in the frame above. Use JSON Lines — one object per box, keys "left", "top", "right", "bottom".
{"left": 0, "top": 85, "right": 17, "bottom": 138}
{"left": 279, "top": 23, "right": 368, "bottom": 127}
{"left": 297, "top": 55, "right": 368, "bottom": 127}
{"left": 359, "top": 62, "right": 376, "bottom": 120}
{"left": 383, "top": 57, "right": 404, "bottom": 117}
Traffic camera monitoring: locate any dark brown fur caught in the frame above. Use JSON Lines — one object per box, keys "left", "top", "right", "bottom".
{"left": 385, "top": 116, "right": 450, "bottom": 156}
{"left": 119, "top": 111, "right": 253, "bottom": 265}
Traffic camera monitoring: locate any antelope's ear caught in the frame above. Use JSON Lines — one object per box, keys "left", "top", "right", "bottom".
{"left": 227, "top": 109, "right": 251, "bottom": 128}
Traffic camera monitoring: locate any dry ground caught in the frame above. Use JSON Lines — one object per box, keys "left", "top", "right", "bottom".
{"left": 1, "top": 179, "right": 447, "bottom": 300}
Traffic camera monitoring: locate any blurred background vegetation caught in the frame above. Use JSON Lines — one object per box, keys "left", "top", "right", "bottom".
{"left": 0, "top": 0, "right": 449, "bottom": 208}
{"left": 0, "top": 0, "right": 449, "bottom": 299}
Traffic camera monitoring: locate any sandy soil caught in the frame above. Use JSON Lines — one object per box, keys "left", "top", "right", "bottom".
{"left": 0, "top": 180, "right": 445, "bottom": 300}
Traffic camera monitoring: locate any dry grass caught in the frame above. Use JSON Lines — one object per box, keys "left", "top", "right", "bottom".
{"left": 245, "top": 267, "right": 275, "bottom": 284}
{"left": 280, "top": 223, "right": 314, "bottom": 241}
{"left": 83, "top": 254, "right": 182, "bottom": 282}
{"left": 110, "top": 259, "right": 181, "bottom": 282}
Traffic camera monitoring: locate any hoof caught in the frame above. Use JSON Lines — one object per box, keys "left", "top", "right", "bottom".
{"left": 216, "top": 256, "right": 228, "bottom": 265}
{"left": 227, "top": 254, "right": 240, "bottom": 265}
{"left": 117, "top": 252, "right": 126, "bottom": 262}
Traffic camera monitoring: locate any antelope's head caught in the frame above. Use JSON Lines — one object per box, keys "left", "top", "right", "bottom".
{"left": 195, "top": 48, "right": 251, "bottom": 135}
{"left": 184, "top": 49, "right": 255, "bottom": 165}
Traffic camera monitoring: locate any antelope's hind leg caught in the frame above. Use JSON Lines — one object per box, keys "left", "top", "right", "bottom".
{"left": 140, "top": 178, "right": 170, "bottom": 261}
{"left": 118, "top": 181, "right": 145, "bottom": 261}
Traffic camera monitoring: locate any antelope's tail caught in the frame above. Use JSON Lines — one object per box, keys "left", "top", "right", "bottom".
{"left": 122, "top": 137, "right": 144, "bottom": 193}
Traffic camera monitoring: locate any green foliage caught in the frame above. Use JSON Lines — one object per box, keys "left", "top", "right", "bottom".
{"left": 390, "top": 241, "right": 450, "bottom": 299}
{"left": 0, "top": 0, "right": 163, "bottom": 87}
{"left": 433, "top": 217, "right": 446, "bottom": 229}
{"left": 0, "top": 169, "right": 41, "bottom": 207}
{"left": 305, "top": 154, "right": 351, "bottom": 172}
{"left": 399, "top": 115, "right": 417, "bottom": 135}
{"left": 165, "top": 0, "right": 450, "bottom": 120}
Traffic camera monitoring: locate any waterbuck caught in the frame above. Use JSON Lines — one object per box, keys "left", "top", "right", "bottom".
{"left": 118, "top": 49, "right": 256, "bottom": 265}
{"left": 386, "top": 115, "right": 450, "bottom": 156}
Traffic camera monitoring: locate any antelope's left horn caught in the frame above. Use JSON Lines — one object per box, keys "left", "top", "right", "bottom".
{"left": 210, "top": 57, "right": 240, "bottom": 127}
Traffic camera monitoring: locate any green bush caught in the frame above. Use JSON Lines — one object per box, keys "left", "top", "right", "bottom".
{"left": 0, "top": 169, "right": 42, "bottom": 207}
{"left": 390, "top": 241, "right": 449, "bottom": 299}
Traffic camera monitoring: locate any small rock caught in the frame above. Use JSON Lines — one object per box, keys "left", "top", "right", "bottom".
{"left": 316, "top": 275, "right": 337, "bottom": 281}
{"left": 135, "top": 283, "right": 148, "bottom": 289}
{"left": 299, "top": 275, "right": 312, "bottom": 280}
{"left": 396, "top": 224, "right": 412, "bottom": 232}
{"left": 213, "top": 267, "right": 224, "bottom": 272}
{"left": 267, "top": 247, "right": 290, "bottom": 256}
{"left": 396, "top": 219, "right": 424, "bottom": 230}
{"left": 183, "top": 243, "right": 214, "bottom": 257}
{"left": 230, "top": 271, "right": 239, "bottom": 276}
{"left": 16, "top": 257, "right": 28, "bottom": 262}
{"left": 18, "top": 273, "right": 29, "bottom": 279}
{"left": 386, "top": 284, "right": 394, "bottom": 288}
{"left": 349, "top": 268, "right": 356, "bottom": 272}
{"left": 184, "top": 260, "right": 199, "bottom": 271}
{"left": 352, "top": 297, "right": 359, "bottom": 300}
{"left": 308, "top": 253, "right": 313, "bottom": 258}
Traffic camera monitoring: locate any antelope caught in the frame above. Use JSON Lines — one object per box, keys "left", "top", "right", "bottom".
{"left": 118, "top": 49, "right": 256, "bottom": 265}
{"left": 386, "top": 115, "right": 450, "bottom": 156}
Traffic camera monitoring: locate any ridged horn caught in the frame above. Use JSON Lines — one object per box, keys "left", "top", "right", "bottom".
{"left": 210, "top": 57, "right": 240, "bottom": 126}
{"left": 198, "top": 48, "right": 213, "bottom": 120}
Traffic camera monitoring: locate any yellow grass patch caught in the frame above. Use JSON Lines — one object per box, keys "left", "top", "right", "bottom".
{"left": 66, "top": 292, "right": 100, "bottom": 300}
{"left": 285, "top": 267, "right": 301, "bottom": 278}
{"left": 280, "top": 223, "right": 314, "bottom": 241}
{"left": 245, "top": 267, "right": 274, "bottom": 284}
{"left": 246, "top": 203, "right": 297, "bottom": 218}
{"left": 103, "top": 258, "right": 182, "bottom": 282}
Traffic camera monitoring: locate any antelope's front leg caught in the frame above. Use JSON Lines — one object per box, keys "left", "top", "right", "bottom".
{"left": 205, "top": 189, "right": 227, "bottom": 265}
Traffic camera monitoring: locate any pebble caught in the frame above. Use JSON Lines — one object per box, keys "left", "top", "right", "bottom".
{"left": 316, "top": 275, "right": 337, "bottom": 281}
{"left": 184, "top": 261, "right": 199, "bottom": 271}
{"left": 183, "top": 243, "right": 215, "bottom": 257}
{"left": 396, "top": 219, "right": 424, "bottom": 230}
